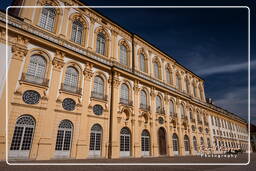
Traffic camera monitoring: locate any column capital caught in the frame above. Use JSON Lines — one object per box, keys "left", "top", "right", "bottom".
{"left": 83, "top": 62, "right": 94, "bottom": 80}
{"left": 52, "top": 57, "right": 64, "bottom": 71}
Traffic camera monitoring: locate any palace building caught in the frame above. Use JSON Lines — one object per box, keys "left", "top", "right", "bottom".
{"left": 0, "top": 0, "right": 248, "bottom": 160}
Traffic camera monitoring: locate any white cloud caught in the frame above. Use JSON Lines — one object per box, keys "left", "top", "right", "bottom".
{"left": 196, "top": 60, "right": 256, "bottom": 76}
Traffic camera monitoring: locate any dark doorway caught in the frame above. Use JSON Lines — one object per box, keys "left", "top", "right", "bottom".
{"left": 158, "top": 127, "right": 167, "bottom": 155}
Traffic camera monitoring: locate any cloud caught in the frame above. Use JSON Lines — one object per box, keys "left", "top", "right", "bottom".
{"left": 213, "top": 87, "right": 256, "bottom": 124}
{"left": 196, "top": 60, "right": 256, "bottom": 76}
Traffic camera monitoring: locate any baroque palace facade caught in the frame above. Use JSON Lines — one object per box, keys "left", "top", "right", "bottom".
{"left": 0, "top": 0, "right": 248, "bottom": 160}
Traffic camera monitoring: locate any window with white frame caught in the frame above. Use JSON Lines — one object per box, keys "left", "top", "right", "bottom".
{"left": 71, "top": 20, "right": 83, "bottom": 44}
{"left": 120, "top": 83, "right": 129, "bottom": 104}
{"left": 140, "top": 90, "right": 147, "bottom": 108}
{"left": 140, "top": 54, "right": 146, "bottom": 72}
{"left": 27, "top": 55, "right": 46, "bottom": 84}
{"left": 120, "top": 45, "right": 128, "bottom": 66}
{"left": 64, "top": 66, "right": 79, "bottom": 90}
{"left": 93, "top": 76, "right": 104, "bottom": 98}
{"left": 172, "top": 133, "right": 179, "bottom": 152}
{"left": 96, "top": 32, "right": 106, "bottom": 55}
{"left": 55, "top": 120, "right": 73, "bottom": 152}
{"left": 169, "top": 100, "right": 174, "bottom": 115}
{"left": 154, "top": 62, "right": 160, "bottom": 79}
{"left": 193, "top": 136, "right": 197, "bottom": 151}
{"left": 166, "top": 68, "right": 171, "bottom": 84}
{"left": 156, "top": 95, "right": 161, "bottom": 112}
{"left": 39, "top": 5, "right": 56, "bottom": 32}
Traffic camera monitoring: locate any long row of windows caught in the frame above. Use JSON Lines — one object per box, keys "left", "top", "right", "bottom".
{"left": 38, "top": 6, "right": 205, "bottom": 100}
{"left": 10, "top": 115, "right": 211, "bottom": 159}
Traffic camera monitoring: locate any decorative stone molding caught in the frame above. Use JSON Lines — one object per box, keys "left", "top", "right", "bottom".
{"left": 83, "top": 62, "right": 94, "bottom": 80}
{"left": 112, "top": 71, "right": 121, "bottom": 88}
{"left": 11, "top": 35, "right": 29, "bottom": 60}
{"left": 52, "top": 57, "right": 65, "bottom": 70}
{"left": 133, "top": 80, "right": 140, "bottom": 94}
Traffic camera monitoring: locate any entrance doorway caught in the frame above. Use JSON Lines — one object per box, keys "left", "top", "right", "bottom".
{"left": 158, "top": 127, "right": 167, "bottom": 155}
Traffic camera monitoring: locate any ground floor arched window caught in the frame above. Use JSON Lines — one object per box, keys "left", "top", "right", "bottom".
{"left": 184, "top": 135, "right": 190, "bottom": 155}
{"left": 54, "top": 120, "right": 73, "bottom": 158}
{"left": 9, "top": 115, "right": 35, "bottom": 159}
{"left": 172, "top": 133, "right": 179, "bottom": 155}
{"left": 120, "top": 127, "right": 131, "bottom": 157}
{"left": 193, "top": 136, "right": 198, "bottom": 153}
{"left": 141, "top": 129, "right": 150, "bottom": 156}
{"left": 89, "top": 124, "right": 102, "bottom": 157}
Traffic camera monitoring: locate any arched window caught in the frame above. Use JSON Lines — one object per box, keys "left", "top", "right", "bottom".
{"left": 120, "top": 83, "right": 129, "bottom": 104}
{"left": 185, "top": 79, "right": 190, "bottom": 93}
{"left": 141, "top": 130, "right": 150, "bottom": 156}
{"left": 71, "top": 20, "right": 83, "bottom": 44}
{"left": 200, "top": 137, "right": 204, "bottom": 147}
{"left": 166, "top": 68, "right": 171, "bottom": 84}
{"left": 9, "top": 115, "right": 35, "bottom": 159}
{"left": 207, "top": 138, "right": 211, "bottom": 148}
{"left": 27, "top": 55, "right": 46, "bottom": 84}
{"left": 180, "top": 104, "right": 185, "bottom": 119}
{"left": 169, "top": 100, "right": 174, "bottom": 115}
{"left": 189, "top": 110, "right": 193, "bottom": 120}
{"left": 176, "top": 74, "right": 181, "bottom": 90}
{"left": 89, "top": 124, "right": 102, "bottom": 157}
{"left": 193, "top": 136, "right": 197, "bottom": 151}
{"left": 55, "top": 120, "right": 73, "bottom": 158}
{"left": 193, "top": 84, "right": 197, "bottom": 97}
{"left": 172, "top": 133, "right": 179, "bottom": 155}
{"left": 155, "top": 95, "right": 161, "bottom": 113}
{"left": 140, "top": 54, "right": 146, "bottom": 72}
{"left": 154, "top": 62, "right": 160, "bottom": 79}
{"left": 120, "top": 45, "right": 128, "bottom": 66}
{"left": 120, "top": 127, "right": 131, "bottom": 157}
{"left": 184, "top": 135, "right": 190, "bottom": 154}
{"left": 140, "top": 90, "right": 147, "bottom": 109}
{"left": 96, "top": 32, "right": 106, "bottom": 55}
{"left": 63, "top": 66, "right": 79, "bottom": 92}
{"left": 39, "top": 5, "right": 56, "bottom": 32}
{"left": 93, "top": 76, "right": 104, "bottom": 99}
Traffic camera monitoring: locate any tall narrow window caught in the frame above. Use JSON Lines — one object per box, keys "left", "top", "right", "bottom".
{"left": 169, "top": 100, "right": 174, "bottom": 115}
{"left": 172, "top": 133, "right": 179, "bottom": 155}
{"left": 141, "top": 130, "right": 150, "bottom": 156}
{"left": 120, "top": 127, "right": 131, "bottom": 157}
{"left": 39, "top": 6, "right": 56, "bottom": 32}
{"left": 207, "top": 138, "right": 211, "bottom": 148}
{"left": 71, "top": 20, "right": 83, "bottom": 44}
{"left": 120, "top": 45, "right": 128, "bottom": 66}
{"left": 185, "top": 79, "right": 190, "bottom": 93}
{"left": 180, "top": 104, "right": 185, "bottom": 119}
{"left": 176, "top": 75, "right": 181, "bottom": 90}
{"left": 154, "top": 62, "right": 160, "bottom": 79}
{"left": 140, "top": 54, "right": 146, "bottom": 72}
{"left": 156, "top": 95, "right": 161, "bottom": 113}
{"left": 200, "top": 137, "right": 204, "bottom": 147}
{"left": 93, "top": 76, "right": 104, "bottom": 99}
{"left": 193, "top": 136, "right": 197, "bottom": 151}
{"left": 63, "top": 66, "right": 79, "bottom": 92}
{"left": 140, "top": 90, "right": 147, "bottom": 109}
{"left": 27, "top": 55, "right": 46, "bottom": 84}
{"left": 120, "top": 84, "right": 129, "bottom": 105}
{"left": 9, "top": 115, "right": 35, "bottom": 159}
{"left": 193, "top": 84, "right": 197, "bottom": 97}
{"left": 189, "top": 110, "right": 193, "bottom": 120}
{"left": 96, "top": 32, "right": 106, "bottom": 55}
{"left": 184, "top": 135, "right": 190, "bottom": 154}
{"left": 89, "top": 124, "right": 102, "bottom": 157}
{"left": 55, "top": 120, "right": 73, "bottom": 158}
{"left": 166, "top": 68, "right": 171, "bottom": 84}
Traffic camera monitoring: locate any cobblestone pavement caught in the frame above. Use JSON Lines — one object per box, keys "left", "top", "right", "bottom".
{"left": 0, "top": 153, "right": 255, "bottom": 171}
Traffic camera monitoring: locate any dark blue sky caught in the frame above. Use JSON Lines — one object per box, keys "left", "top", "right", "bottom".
{"left": 2, "top": 0, "right": 255, "bottom": 125}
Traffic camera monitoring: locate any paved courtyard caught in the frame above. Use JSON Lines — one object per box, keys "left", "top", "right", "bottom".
{"left": 0, "top": 153, "right": 255, "bottom": 171}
